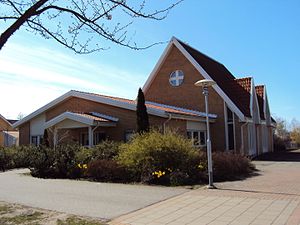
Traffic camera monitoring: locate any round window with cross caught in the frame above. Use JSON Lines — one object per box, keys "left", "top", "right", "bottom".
{"left": 169, "top": 70, "right": 184, "bottom": 87}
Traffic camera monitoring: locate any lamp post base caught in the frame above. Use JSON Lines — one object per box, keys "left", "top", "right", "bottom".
{"left": 206, "top": 184, "right": 217, "bottom": 189}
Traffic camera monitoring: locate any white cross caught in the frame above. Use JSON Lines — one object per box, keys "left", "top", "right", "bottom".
{"left": 169, "top": 70, "right": 184, "bottom": 86}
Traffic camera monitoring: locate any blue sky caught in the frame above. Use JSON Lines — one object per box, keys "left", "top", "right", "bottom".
{"left": 0, "top": 0, "right": 299, "bottom": 121}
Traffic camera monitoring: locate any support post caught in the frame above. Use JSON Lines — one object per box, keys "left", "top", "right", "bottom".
{"left": 203, "top": 87, "right": 214, "bottom": 189}
{"left": 53, "top": 127, "right": 58, "bottom": 148}
{"left": 88, "top": 126, "right": 93, "bottom": 148}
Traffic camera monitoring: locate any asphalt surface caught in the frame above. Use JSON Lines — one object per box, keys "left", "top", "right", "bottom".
{"left": 0, "top": 169, "right": 188, "bottom": 220}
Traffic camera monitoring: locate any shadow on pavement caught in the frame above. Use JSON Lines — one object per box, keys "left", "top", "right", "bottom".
{"left": 214, "top": 187, "right": 300, "bottom": 197}
{"left": 254, "top": 149, "right": 300, "bottom": 162}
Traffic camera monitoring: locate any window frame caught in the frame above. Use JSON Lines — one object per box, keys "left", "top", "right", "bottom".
{"left": 30, "top": 135, "right": 43, "bottom": 146}
{"left": 225, "top": 104, "right": 236, "bottom": 151}
{"left": 187, "top": 130, "right": 207, "bottom": 147}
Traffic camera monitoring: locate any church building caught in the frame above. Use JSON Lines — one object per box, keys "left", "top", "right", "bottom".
{"left": 14, "top": 37, "right": 276, "bottom": 156}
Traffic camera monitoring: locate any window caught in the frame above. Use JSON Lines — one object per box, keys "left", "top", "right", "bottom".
{"left": 169, "top": 70, "right": 184, "bottom": 87}
{"left": 226, "top": 107, "right": 235, "bottom": 150}
{"left": 187, "top": 130, "right": 206, "bottom": 147}
{"left": 80, "top": 132, "right": 107, "bottom": 146}
{"left": 80, "top": 133, "right": 89, "bottom": 146}
{"left": 125, "top": 130, "right": 134, "bottom": 142}
{"left": 31, "top": 136, "right": 38, "bottom": 146}
{"left": 93, "top": 132, "right": 106, "bottom": 145}
{"left": 31, "top": 135, "right": 43, "bottom": 146}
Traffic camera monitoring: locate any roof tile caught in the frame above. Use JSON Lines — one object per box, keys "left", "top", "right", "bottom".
{"left": 73, "top": 90, "right": 216, "bottom": 119}
{"left": 177, "top": 40, "right": 252, "bottom": 118}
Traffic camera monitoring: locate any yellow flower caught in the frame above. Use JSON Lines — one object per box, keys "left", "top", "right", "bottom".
{"left": 82, "top": 164, "right": 88, "bottom": 169}
{"left": 77, "top": 163, "right": 82, "bottom": 169}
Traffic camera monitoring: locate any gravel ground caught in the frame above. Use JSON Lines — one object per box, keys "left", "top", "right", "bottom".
{"left": 0, "top": 169, "right": 188, "bottom": 220}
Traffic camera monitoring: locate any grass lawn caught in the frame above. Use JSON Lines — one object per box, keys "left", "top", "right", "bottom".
{"left": 0, "top": 201, "right": 107, "bottom": 225}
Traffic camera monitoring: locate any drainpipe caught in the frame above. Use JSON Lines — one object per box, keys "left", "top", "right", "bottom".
{"left": 163, "top": 114, "right": 172, "bottom": 134}
{"left": 92, "top": 124, "right": 101, "bottom": 132}
{"left": 241, "top": 122, "right": 249, "bottom": 155}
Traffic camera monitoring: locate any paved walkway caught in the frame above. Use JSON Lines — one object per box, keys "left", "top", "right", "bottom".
{"left": 0, "top": 169, "right": 187, "bottom": 219}
{"left": 110, "top": 150, "right": 300, "bottom": 225}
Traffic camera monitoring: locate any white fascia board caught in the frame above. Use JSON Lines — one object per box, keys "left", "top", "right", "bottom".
{"left": 90, "top": 112, "right": 119, "bottom": 122}
{"left": 239, "top": 117, "right": 253, "bottom": 123}
{"left": 13, "top": 91, "right": 74, "bottom": 128}
{"left": 167, "top": 113, "right": 216, "bottom": 123}
{"left": 45, "top": 112, "right": 94, "bottom": 129}
{"left": 251, "top": 78, "right": 261, "bottom": 124}
{"left": 171, "top": 38, "right": 246, "bottom": 121}
{"left": 263, "top": 85, "right": 267, "bottom": 117}
{"left": 264, "top": 85, "right": 272, "bottom": 124}
{"left": 142, "top": 38, "right": 174, "bottom": 93}
{"left": 250, "top": 78, "right": 254, "bottom": 117}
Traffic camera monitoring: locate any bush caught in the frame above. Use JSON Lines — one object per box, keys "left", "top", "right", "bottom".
{"left": 91, "top": 141, "right": 120, "bottom": 160}
{"left": 117, "top": 130, "right": 202, "bottom": 185}
{"left": 11, "top": 145, "right": 37, "bottom": 168}
{"left": 212, "top": 152, "right": 255, "bottom": 181}
{"left": 273, "top": 135, "right": 287, "bottom": 152}
{"left": 86, "top": 159, "right": 130, "bottom": 182}
{"left": 0, "top": 147, "right": 14, "bottom": 171}
{"left": 30, "top": 144, "right": 85, "bottom": 179}
{"left": 29, "top": 142, "right": 121, "bottom": 179}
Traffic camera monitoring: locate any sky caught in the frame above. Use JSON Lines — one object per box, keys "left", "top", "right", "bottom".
{"left": 0, "top": 0, "right": 299, "bottom": 122}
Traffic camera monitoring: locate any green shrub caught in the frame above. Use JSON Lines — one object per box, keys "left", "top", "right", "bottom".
{"left": 29, "top": 145, "right": 57, "bottom": 178}
{"left": 30, "top": 144, "right": 85, "bottom": 179}
{"left": 117, "top": 130, "right": 201, "bottom": 184}
{"left": 29, "top": 142, "right": 121, "bottom": 179}
{"left": 91, "top": 141, "right": 120, "bottom": 160}
{"left": 86, "top": 159, "right": 130, "bottom": 183}
{"left": 0, "top": 147, "right": 14, "bottom": 171}
{"left": 11, "top": 145, "right": 37, "bottom": 168}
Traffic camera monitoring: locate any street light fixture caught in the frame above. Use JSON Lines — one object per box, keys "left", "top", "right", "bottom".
{"left": 194, "top": 79, "right": 216, "bottom": 189}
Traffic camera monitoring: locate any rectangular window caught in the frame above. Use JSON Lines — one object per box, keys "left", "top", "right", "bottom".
{"left": 187, "top": 130, "right": 206, "bottom": 147}
{"left": 31, "top": 135, "right": 43, "bottom": 146}
{"left": 80, "top": 132, "right": 107, "bottom": 146}
{"left": 94, "top": 132, "right": 106, "bottom": 145}
{"left": 226, "top": 107, "right": 235, "bottom": 150}
{"left": 31, "top": 136, "right": 38, "bottom": 146}
{"left": 125, "top": 130, "right": 134, "bottom": 142}
{"left": 80, "top": 133, "right": 89, "bottom": 146}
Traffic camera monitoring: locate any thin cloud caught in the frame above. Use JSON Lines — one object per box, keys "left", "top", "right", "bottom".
{"left": 0, "top": 43, "right": 144, "bottom": 119}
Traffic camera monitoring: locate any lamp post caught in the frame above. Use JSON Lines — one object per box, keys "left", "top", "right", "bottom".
{"left": 194, "top": 79, "right": 216, "bottom": 189}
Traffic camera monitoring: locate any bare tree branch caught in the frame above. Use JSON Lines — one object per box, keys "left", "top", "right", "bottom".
{"left": 0, "top": 0, "right": 183, "bottom": 53}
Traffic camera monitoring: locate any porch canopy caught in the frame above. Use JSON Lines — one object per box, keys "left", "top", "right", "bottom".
{"left": 45, "top": 111, "right": 118, "bottom": 147}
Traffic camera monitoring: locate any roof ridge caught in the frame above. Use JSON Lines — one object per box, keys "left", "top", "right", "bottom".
{"left": 235, "top": 77, "right": 252, "bottom": 80}
{"left": 174, "top": 37, "right": 227, "bottom": 70}
{"left": 72, "top": 90, "right": 135, "bottom": 102}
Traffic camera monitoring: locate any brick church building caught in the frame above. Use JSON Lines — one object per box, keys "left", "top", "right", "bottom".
{"left": 14, "top": 37, "right": 275, "bottom": 156}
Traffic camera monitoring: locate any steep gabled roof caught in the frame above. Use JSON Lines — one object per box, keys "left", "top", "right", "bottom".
{"left": 255, "top": 85, "right": 265, "bottom": 120}
{"left": 176, "top": 40, "right": 252, "bottom": 117}
{"left": 0, "top": 114, "right": 13, "bottom": 128}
